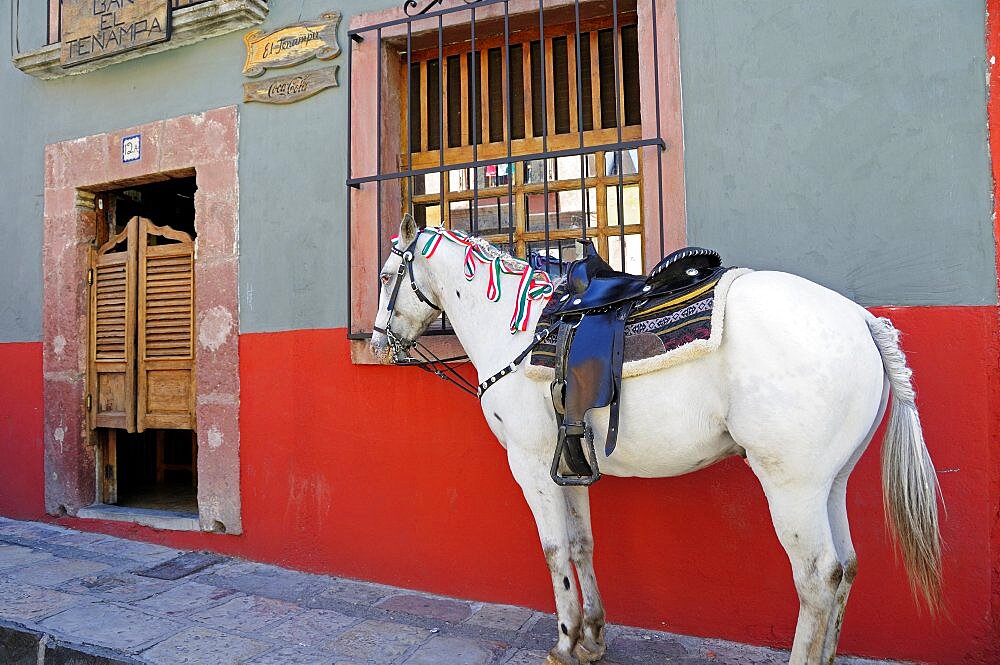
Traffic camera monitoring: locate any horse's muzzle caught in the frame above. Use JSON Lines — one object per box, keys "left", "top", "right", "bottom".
{"left": 369, "top": 331, "right": 393, "bottom": 364}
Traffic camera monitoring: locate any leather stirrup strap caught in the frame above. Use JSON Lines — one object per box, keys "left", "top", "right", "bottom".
{"left": 549, "top": 317, "right": 595, "bottom": 479}
{"left": 604, "top": 303, "right": 631, "bottom": 455}
{"left": 550, "top": 318, "right": 578, "bottom": 416}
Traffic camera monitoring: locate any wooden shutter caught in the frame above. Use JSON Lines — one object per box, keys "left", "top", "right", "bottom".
{"left": 88, "top": 220, "right": 138, "bottom": 432}
{"left": 137, "top": 219, "right": 196, "bottom": 432}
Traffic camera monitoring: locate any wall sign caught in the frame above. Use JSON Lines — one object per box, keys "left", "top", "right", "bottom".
{"left": 122, "top": 134, "right": 141, "bottom": 163}
{"left": 243, "top": 66, "right": 340, "bottom": 105}
{"left": 242, "top": 12, "right": 341, "bottom": 78}
{"left": 60, "top": 0, "right": 170, "bottom": 68}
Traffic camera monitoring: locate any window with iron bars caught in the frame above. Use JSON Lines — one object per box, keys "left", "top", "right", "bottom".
{"left": 403, "top": 17, "right": 644, "bottom": 272}
{"left": 347, "top": 0, "right": 684, "bottom": 351}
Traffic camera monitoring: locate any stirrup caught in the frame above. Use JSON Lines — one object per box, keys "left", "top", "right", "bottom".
{"left": 550, "top": 425, "right": 601, "bottom": 486}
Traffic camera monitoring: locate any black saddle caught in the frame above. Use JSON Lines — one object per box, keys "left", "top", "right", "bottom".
{"left": 547, "top": 239, "right": 722, "bottom": 486}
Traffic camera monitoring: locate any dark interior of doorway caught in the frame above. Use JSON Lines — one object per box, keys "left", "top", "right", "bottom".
{"left": 97, "top": 175, "right": 199, "bottom": 516}
{"left": 113, "top": 429, "right": 198, "bottom": 515}
{"left": 105, "top": 175, "right": 197, "bottom": 239}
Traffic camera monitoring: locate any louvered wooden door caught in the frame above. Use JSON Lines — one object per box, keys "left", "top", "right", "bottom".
{"left": 89, "top": 221, "right": 139, "bottom": 431}
{"left": 88, "top": 217, "right": 196, "bottom": 433}
{"left": 137, "top": 219, "right": 196, "bottom": 431}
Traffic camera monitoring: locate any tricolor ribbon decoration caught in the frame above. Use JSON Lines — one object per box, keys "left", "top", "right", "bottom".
{"left": 412, "top": 226, "right": 554, "bottom": 333}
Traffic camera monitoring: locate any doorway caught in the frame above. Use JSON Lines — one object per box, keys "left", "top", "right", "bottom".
{"left": 93, "top": 176, "right": 199, "bottom": 517}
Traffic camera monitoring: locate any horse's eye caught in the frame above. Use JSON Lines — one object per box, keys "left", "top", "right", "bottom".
{"left": 380, "top": 273, "right": 392, "bottom": 285}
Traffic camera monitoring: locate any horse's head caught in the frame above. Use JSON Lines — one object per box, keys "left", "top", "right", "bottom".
{"left": 370, "top": 214, "right": 443, "bottom": 364}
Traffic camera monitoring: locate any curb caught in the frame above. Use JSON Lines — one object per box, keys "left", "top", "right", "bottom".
{"left": 0, "top": 620, "right": 141, "bottom": 665}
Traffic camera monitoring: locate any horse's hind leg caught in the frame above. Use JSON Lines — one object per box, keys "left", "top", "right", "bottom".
{"left": 751, "top": 465, "right": 843, "bottom": 665}
{"left": 507, "top": 444, "right": 584, "bottom": 665}
{"left": 564, "top": 487, "right": 606, "bottom": 663}
{"left": 821, "top": 375, "right": 887, "bottom": 663}
{"left": 819, "top": 473, "right": 859, "bottom": 664}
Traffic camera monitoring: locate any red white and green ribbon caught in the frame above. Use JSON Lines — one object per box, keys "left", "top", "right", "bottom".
{"left": 510, "top": 266, "right": 553, "bottom": 332}
{"left": 414, "top": 226, "right": 554, "bottom": 333}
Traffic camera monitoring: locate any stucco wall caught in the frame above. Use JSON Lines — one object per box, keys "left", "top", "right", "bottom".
{"left": 677, "top": 0, "right": 997, "bottom": 305}
{"left": 0, "top": 0, "right": 403, "bottom": 342}
{"left": 2, "top": 0, "right": 998, "bottom": 325}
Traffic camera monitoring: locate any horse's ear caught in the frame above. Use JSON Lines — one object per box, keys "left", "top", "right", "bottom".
{"left": 399, "top": 213, "right": 418, "bottom": 246}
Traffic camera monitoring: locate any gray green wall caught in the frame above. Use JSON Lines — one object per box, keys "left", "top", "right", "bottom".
{"left": 677, "top": 0, "right": 996, "bottom": 305}
{"left": 1, "top": 0, "right": 996, "bottom": 344}
{"left": 1, "top": 0, "right": 402, "bottom": 343}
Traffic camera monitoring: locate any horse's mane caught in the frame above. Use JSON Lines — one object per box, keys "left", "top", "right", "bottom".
{"left": 409, "top": 225, "right": 567, "bottom": 288}
{"left": 462, "top": 234, "right": 526, "bottom": 272}
{"left": 450, "top": 230, "right": 569, "bottom": 287}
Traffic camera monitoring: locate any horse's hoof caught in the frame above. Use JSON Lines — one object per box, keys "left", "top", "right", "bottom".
{"left": 573, "top": 639, "right": 606, "bottom": 663}
{"left": 545, "top": 649, "right": 578, "bottom": 665}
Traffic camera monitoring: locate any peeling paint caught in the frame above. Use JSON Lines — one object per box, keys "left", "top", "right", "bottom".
{"left": 53, "top": 335, "right": 66, "bottom": 356}
{"left": 198, "top": 306, "right": 234, "bottom": 352}
{"left": 206, "top": 426, "right": 224, "bottom": 450}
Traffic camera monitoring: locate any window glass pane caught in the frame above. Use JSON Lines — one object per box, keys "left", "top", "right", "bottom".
{"left": 482, "top": 163, "right": 512, "bottom": 189}
{"left": 449, "top": 169, "right": 471, "bottom": 192}
{"left": 449, "top": 198, "right": 513, "bottom": 236}
{"left": 523, "top": 155, "right": 596, "bottom": 184}
{"left": 412, "top": 173, "right": 441, "bottom": 197}
{"left": 450, "top": 165, "right": 512, "bottom": 192}
{"left": 607, "top": 233, "right": 643, "bottom": 274}
{"left": 525, "top": 190, "right": 595, "bottom": 233}
{"left": 563, "top": 189, "right": 598, "bottom": 229}
{"left": 604, "top": 149, "right": 639, "bottom": 176}
{"left": 413, "top": 203, "right": 442, "bottom": 228}
{"left": 524, "top": 159, "right": 546, "bottom": 184}
{"left": 606, "top": 184, "right": 641, "bottom": 226}
{"left": 449, "top": 199, "right": 471, "bottom": 233}
{"left": 476, "top": 197, "right": 514, "bottom": 236}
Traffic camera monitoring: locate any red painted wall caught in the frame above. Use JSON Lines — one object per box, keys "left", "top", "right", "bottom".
{"left": 0, "top": 343, "right": 45, "bottom": 520}
{"left": 3, "top": 305, "right": 992, "bottom": 663}
{"left": 235, "top": 313, "right": 1000, "bottom": 664}
{"left": 983, "top": 3, "right": 1000, "bottom": 661}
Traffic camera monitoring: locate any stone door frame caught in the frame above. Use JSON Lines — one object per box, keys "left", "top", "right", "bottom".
{"left": 42, "top": 106, "right": 242, "bottom": 534}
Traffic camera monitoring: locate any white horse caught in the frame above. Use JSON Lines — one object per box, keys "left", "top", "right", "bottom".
{"left": 370, "top": 216, "right": 942, "bottom": 665}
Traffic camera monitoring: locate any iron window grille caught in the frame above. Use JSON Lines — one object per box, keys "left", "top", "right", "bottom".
{"left": 347, "top": 0, "right": 671, "bottom": 339}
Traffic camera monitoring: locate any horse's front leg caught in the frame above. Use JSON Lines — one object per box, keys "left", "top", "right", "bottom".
{"left": 507, "top": 444, "right": 585, "bottom": 665}
{"left": 564, "top": 487, "right": 606, "bottom": 663}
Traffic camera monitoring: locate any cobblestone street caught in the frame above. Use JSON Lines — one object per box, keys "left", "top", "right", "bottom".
{"left": 0, "top": 517, "right": 902, "bottom": 664}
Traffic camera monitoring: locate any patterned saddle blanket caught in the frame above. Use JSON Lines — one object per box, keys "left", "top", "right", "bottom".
{"left": 525, "top": 267, "right": 752, "bottom": 381}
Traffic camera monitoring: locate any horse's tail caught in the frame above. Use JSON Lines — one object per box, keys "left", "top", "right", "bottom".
{"left": 866, "top": 315, "right": 943, "bottom": 614}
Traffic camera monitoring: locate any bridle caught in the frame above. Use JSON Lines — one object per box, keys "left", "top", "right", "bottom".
{"left": 373, "top": 231, "right": 441, "bottom": 360}
{"left": 373, "top": 230, "right": 481, "bottom": 396}
{"left": 373, "top": 227, "right": 554, "bottom": 399}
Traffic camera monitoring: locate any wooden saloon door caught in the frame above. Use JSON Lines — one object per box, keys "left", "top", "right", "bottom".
{"left": 88, "top": 220, "right": 139, "bottom": 431}
{"left": 89, "top": 217, "right": 196, "bottom": 433}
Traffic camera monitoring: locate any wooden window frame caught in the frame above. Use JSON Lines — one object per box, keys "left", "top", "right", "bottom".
{"left": 348, "top": 0, "right": 687, "bottom": 363}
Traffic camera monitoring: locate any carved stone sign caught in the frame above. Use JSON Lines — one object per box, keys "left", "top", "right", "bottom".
{"left": 242, "top": 12, "right": 341, "bottom": 77}
{"left": 61, "top": 0, "right": 170, "bottom": 67}
{"left": 243, "top": 66, "right": 340, "bottom": 105}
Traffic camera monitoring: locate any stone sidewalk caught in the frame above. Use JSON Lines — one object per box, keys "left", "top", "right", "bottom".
{"left": 0, "top": 517, "right": 900, "bottom": 665}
